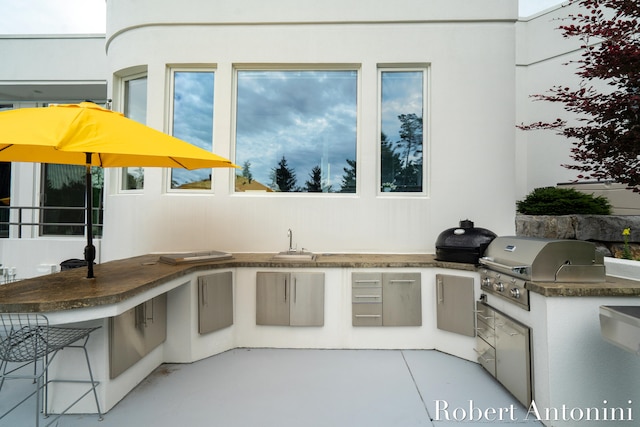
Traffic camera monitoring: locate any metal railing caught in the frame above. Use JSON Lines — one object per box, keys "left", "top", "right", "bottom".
{"left": 0, "top": 205, "right": 103, "bottom": 239}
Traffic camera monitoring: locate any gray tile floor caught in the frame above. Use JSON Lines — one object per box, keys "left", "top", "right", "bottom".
{"left": 2, "top": 349, "right": 543, "bottom": 426}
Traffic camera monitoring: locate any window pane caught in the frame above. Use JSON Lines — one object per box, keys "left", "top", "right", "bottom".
{"left": 40, "top": 164, "right": 103, "bottom": 237}
{"left": 0, "top": 162, "right": 10, "bottom": 238}
{"left": 122, "top": 76, "right": 147, "bottom": 190}
{"left": 235, "top": 70, "right": 357, "bottom": 193}
{"left": 169, "top": 71, "right": 215, "bottom": 190}
{"left": 380, "top": 71, "right": 424, "bottom": 193}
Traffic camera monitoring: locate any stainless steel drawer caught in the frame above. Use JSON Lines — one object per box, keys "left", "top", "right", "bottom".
{"left": 352, "top": 286, "right": 382, "bottom": 303}
{"left": 476, "top": 318, "right": 495, "bottom": 346}
{"left": 476, "top": 301, "right": 495, "bottom": 329}
{"left": 474, "top": 337, "right": 496, "bottom": 376}
{"left": 352, "top": 303, "right": 383, "bottom": 326}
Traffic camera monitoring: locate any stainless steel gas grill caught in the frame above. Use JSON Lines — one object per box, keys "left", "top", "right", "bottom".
{"left": 475, "top": 236, "right": 606, "bottom": 406}
{"left": 478, "top": 236, "right": 605, "bottom": 310}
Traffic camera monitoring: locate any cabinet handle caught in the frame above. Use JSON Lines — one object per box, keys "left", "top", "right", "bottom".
{"left": 473, "top": 348, "right": 495, "bottom": 362}
{"left": 437, "top": 278, "right": 444, "bottom": 304}
{"left": 148, "top": 299, "right": 155, "bottom": 322}
{"left": 294, "top": 278, "right": 297, "bottom": 303}
{"left": 201, "top": 283, "right": 208, "bottom": 307}
{"left": 389, "top": 279, "right": 415, "bottom": 284}
{"left": 284, "top": 278, "right": 287, "bottom": 302}
{"left": 355, "top": 280, "right": 380, "bottom": 284}
{"left": 355, "top": 314, "right": 381, "bottom": 318}
{"left": 496, "top": 323, "right": 520, "bottom": 337}
{"left": 354, "top": 295, "right": 381, "bottom": 299}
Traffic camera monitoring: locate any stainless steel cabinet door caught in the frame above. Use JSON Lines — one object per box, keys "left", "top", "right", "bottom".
{"left": 256, "top": 272, "right": 290, "bottom": 326}
{"left": 198, "top": 271, "right": 233, "bottom": 334}
{"left": 382, "top": 273, "right": 422, "bottom": 326}
{"left": 109, "top": 293, "right": 167, "bottom": 378}
{"left": 494, "top": 312, "right": 531, "bottom": 406}
{"left": 436, "top": 274, "right": 475, "bottom": 336}
{"left": 290, "top": 272, "right": 324, "bottom": 326}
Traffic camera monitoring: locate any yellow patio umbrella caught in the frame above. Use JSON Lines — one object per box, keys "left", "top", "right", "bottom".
{"left": 0, "top": 102, "right": 237, "bottom": 278}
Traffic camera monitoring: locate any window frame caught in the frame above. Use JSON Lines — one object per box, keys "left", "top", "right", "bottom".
{"left": 118, "top": 72, "right": 148, "bottom": 193}
{"left": 231, "top": 64, "right": 361, "bottom": 196}
{"left": 377, "top": 65, "right": 429, "bottom": 197}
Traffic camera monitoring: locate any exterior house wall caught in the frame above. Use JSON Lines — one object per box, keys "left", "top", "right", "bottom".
{"left": 515, "top": 3, "right": 616, "bottom": 199}
{"left": 0, "top": 1, "right": 602, "bottom": 277}
{"left": 99, "top": 0, "right": 519, "bottom": 262}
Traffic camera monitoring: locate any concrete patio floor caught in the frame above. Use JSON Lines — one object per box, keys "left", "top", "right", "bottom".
{"left": 1, "top": 348, "right": 543, "bottom": 426}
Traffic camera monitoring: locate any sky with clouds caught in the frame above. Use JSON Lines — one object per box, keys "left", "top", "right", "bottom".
{"left": 0, "top": 1, "right": 565, "bottom": 34}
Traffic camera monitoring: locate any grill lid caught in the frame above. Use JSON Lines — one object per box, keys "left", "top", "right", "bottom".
{"left": 479, "top": 236, "right": 605, "bottom": 282}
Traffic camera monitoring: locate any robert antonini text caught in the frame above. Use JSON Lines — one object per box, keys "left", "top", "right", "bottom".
{"left": 433, "top": 400, "right": 634, "bottom": 422}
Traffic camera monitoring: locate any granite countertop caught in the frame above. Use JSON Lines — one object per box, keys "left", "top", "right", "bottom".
{"left": 0, "top": 253, "right": 638, "bottom": 313}
{"left": 0, "top": 253, "right": 467, "bottom": 313}
{"left": 526, "top": 276, "right": 640, "bottom": 297}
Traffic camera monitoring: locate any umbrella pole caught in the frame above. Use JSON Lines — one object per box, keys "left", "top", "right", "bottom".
{"left": 84, "top": 153, "right": 95, "bottom": 279}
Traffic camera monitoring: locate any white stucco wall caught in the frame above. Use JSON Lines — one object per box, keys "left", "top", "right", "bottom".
{"left": 515, "top": 2, "right": 600, "bottom": 199}
{"left": 98, "top": 0, "right": 520, "bottom": 261}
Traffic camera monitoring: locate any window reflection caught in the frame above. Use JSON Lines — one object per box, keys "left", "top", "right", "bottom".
{"left": 380, "top": 70, "right": 425, "bottom": 193}
{"left": 170, "top": 71, "right": 215, "bottom": 190}
{"left": 235, "top": 70, "right": 357, "bottom": 193}
{"left": 122, "top": 76, "right": 147, "bottom": 190}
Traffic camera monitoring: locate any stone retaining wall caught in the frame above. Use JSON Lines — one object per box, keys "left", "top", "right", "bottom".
{"left": 515, "top": 214, "right": 640, "bottom": 258}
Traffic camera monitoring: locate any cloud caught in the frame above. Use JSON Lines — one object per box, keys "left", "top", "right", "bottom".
{"left": 0, "top": 0, "right": 106, "bottom": 34}
{"left": 235, "top": 70, "right": 357, "bottom": 191}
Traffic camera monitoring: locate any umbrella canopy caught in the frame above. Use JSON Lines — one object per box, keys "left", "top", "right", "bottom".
{"left": 0, "top": 102, "right": 235, "bottom": 169}
{"left": 0, "top": 102, "right": 237, "bottom": 278}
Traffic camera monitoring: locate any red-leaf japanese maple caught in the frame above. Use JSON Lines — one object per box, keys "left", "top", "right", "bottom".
{"left": 520, "top": 0, "right": 640, "bottom": 191}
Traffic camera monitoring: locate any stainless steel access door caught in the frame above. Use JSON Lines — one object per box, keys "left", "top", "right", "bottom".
{"left": 494, "top": 311, "right": 532, "bottom": 406}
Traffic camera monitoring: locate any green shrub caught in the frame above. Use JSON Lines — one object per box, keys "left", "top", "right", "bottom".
{"left": 516, "top": 187, "right": 612, "bottom": 215}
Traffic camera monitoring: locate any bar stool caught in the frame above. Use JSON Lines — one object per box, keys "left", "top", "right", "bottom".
{"left": 0, "top": 313, "right": 103, "bottom": 426}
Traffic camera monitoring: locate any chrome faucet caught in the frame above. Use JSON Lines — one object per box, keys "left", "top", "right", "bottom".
{"left": 288, "top": 229, "right": 294, "bottom": 253}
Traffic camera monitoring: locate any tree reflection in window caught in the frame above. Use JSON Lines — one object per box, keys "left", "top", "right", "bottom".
{"left": 235, "top": 70, "right": 357, "bottom": 193}
{"left": 380, "top": 70, "right": 425, "bottom": 193}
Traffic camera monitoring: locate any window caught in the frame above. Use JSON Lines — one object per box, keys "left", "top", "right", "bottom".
{"left": 234, "top": 69, "right": 358, "bottom": 193}
{"left": 380, "top": 69, "right": 426, "bottom": 194}
{"left": 0, "top": 162, "right": 10, "bottom": 238}
{"left": 40, "top": 164, "right": 103, "bottom": 237}
{"left": 121, "top": 75, "right": 147, "bottom": 190}
{"left": 169, "top": 71, "right": 215, "bottom": 190}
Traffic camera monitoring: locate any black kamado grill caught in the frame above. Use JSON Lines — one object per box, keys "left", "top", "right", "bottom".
{"left": 435, "top": 220, "right": 497, "bottom": 264}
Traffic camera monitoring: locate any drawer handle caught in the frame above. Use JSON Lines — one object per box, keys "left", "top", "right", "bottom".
{"left": 496, "top": 323, "right": 520, "bottom": 337}
{"left": 388, "top": 279, "right": 415, "bottom": 284}
{"left": 355, "top": 314, "right": 381, "bottom": 318}
{"left": 355, "top": 280, "right": 380, "bottom": 284}
{"left": 476, "top": 313, "right": 492, "bottom": 321}
{"left": 354, "top": 295, "right": 381, "bottom": 299}
{"left": 473, "top": 348, "right": 495, "bottom": 362}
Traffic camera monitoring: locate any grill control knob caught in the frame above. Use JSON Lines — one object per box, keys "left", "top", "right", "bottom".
{"left": 510, "top": 288, "right": 521, "bottom": 298}
{"left": 481, "top": 277, "right": 492, "bottom": 288}
{"left": 494, "top": 282, "right": 505, "bottom": 292}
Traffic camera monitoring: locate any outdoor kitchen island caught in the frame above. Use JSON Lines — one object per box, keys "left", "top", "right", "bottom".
{"left": 1, "top": 253, "right": 639, "bottom": 426}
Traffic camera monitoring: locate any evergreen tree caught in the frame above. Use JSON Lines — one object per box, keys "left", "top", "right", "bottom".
{"left": 305, "top": 165, "right": 324, "bottom": 192}
{"left": 396, "top": 113, "right": 423, "bottom": 189}
{"left": 340, "top": 159, "right": 357, "bottom": 193}
{"left": 242, "top": 160, "right": 253, "bottom": 183}
{"left": 272, "top": 155, "right": 297, "bottom": 192}
{"left": 380, "top": 132, "right": 402, "bottom": 190}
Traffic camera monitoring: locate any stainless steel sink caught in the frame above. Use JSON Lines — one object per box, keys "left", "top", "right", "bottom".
{"left": 271, "top": 251, "right": 317, "bottom": 262}
{"left": 599, "top": 305, "right": 640, "bottom": 355}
